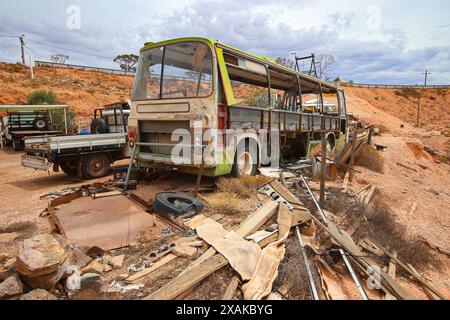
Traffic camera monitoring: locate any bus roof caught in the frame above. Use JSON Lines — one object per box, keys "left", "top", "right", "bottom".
{"left": 141, "top": 37, "right": 340, "bottom": 92}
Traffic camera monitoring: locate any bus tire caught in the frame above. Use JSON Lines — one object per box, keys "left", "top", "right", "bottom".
{"left": 81, "top": 154, "right": 111, "bottom": 179}
{"left": 231, "top": 140, "right": 258, "bottom": 178}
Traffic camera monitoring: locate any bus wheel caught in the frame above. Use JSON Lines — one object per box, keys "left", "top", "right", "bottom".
{"left": 232, "top": 141, "right": 258, "bottom": 177}
{"left": 81, "top": 154, "right": 110, "bottom": 179}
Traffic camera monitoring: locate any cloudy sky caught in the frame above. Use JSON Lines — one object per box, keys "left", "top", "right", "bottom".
{"left": 0, "top": 0, "right": 449, "bottom": 84}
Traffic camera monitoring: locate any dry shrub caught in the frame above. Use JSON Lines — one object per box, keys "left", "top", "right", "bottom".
{"left": 239, "top": 175, "right": 273, "bottom": 189}
{"left": 206, "top": 192, "right": 242, "bottom": 215}
{"left": 217, "top": 176, "right": 272, "bottom": 199}
{"left": 355, "top": 144, "right": 385, "bottom": 173}
{"left": 273, "top": 239, "right": 311, "bottom": 300}
{"left": 360, "top": 199, "right": 440, "bottom": 272}
{"left": 217, "top": 177, "right": 251, "bottom": 198}
{"left": 395, "top": 88, "right": 422, "bottom": 100}
{"left": 375, "top": 124, "right": 390, "bottom": 134}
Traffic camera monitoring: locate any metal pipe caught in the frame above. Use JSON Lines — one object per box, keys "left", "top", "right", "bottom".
{"left": 299, "top": 176, "right": 328, "bottom": 223}
{"left": 124, "top": 144, "right": 138, "bottom": 191}
{"left": 340, "top": 249, "right": 369, "bottom": 300}
{"left": 296, "top": 226, "right": 320, "bottom": 300}
{"left": 298, "top": 175, "right": 369, "bottom": 300}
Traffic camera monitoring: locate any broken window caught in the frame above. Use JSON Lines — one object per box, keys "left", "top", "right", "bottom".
{"left": 133, "top": 42, "right": 213, "bottom": 100}
{"left": 224, "top": 53, "right": 272, "bottom": 108}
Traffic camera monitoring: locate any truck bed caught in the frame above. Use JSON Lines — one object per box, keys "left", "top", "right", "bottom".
{"left": 24, "top": 132, "right": 127, "bottom": 153}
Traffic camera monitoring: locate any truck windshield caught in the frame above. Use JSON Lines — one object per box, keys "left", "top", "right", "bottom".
{"left": 133, "top": 41, "right": 213, "bottom": 100}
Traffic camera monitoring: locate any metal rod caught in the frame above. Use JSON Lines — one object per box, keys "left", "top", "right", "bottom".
{"left": 124, "top": 144, "right": 138, "bottom": 191}
{"left": 339, "top": 248, "right": 369, "bottom": 300}
{"left": 296, "top": 226, "right": 320, "bottom": 300}
{"left": 298, "top": 176, "right": 369, "bottom": 300}
{"left": 325, "top": 157, "right": 362, "bottom": 173}
{"left": 299, "top": 175, "right": 328, "bottom": 223}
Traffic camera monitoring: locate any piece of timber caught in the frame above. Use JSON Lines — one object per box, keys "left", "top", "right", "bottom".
{"left": 145, "top": 201, "right": 279, "bottom": 300}
{"left": 126, "top": 254, "right": 178, "bottom": 283}
{"left": 407, "top": 263, "right": 441, "bottom": 300}
{"left": 222, "top": 275, "right": 240, "bottom": 300}
{"left": 369, "top": 239, "right": 445, "bottom": 300}
{"left": 234, "top": 201, "right": 279, "bottom": 237}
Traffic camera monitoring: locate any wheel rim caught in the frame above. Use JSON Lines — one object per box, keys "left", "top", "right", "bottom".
{"left": 36, "top": 120, "right": 45, "bottom": 128}
{"left": 88, "top": 157, "right": 106, "bottom": 174}
{"left": 238, "top": 151, "right": 253, "bottom": 176}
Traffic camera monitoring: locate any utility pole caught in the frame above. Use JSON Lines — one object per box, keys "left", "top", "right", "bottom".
{"left": 417, "top": 96, "right": 421, "bottom": 126}
{"left": 19, "top": 34, "right": 25, "bottom": 65}
{"left": 422, "top": 70, "right": 431, "bottom": 86}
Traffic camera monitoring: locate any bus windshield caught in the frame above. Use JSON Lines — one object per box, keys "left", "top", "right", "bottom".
{"left": 133, "top": 41, "right": 213, "bottom": 100}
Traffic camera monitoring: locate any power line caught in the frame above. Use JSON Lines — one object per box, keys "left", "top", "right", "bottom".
{"left": 0, "top": 35, "right": 19, "bottom": 39}
{"left": 26, "top": 38, "right": 113, "bottom": 60}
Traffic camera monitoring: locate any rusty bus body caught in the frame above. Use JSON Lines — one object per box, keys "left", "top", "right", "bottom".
{"left": 128, "top": 37, "right": 348, "bottom": 177}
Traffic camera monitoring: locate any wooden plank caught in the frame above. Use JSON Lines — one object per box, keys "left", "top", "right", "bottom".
{"left": 388, "top": 252, "right": 397, "bottom": 279}
{"left": 355, "top": 184, "right": 371, "bottom": 195}
{"left": 234, "top": 201, "right": 279, "bottom": 238}
{"left": 364, "top": 186, "right": 376, "bottom": 207}
{"left": 91, "top": 191, "right": 123, "bottom": 199}
{"left": 342, "top": 171, "right": 350, "bottom": 192}
{"left": 222, "top": 275, "right": 240, "bottom": 300}
{"left": 126, "top": 254, "right": 177, "bottom": 283}
{"left": 369, "top": 239, "right": 446, "bottom": 300}
{"left": 396, "top": 162, "right": 418, "bottom": 172}
{"left": 145, "top": 253, "right": 229, "bottom": 300}
{"left": 171, "top": 245, "right": 197, "bottom": 258}
{"left": 145, "top": 203, "right": 279, "bottom": 300}
{"left": 407, "top": 263, "right": 441, "bottom": 300}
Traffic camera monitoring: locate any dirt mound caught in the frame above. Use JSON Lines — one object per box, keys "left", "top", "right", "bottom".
{"left": 0, "top": 62, "right": 134, "bottom": 116}
{"left": 345, "top": 86, "right": 450, "bottom": 132}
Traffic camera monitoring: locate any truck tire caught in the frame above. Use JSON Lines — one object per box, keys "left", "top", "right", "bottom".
{"left": 90, "top": 118, "right": 109, "bottom": 134}
{"left": 81, "top": 154, "right": 111, "bottom": 179}
{"left": 32, "top": 118, "right": 49, "bottom": 131}
{"left": 60, "top": 161, "right": 79, "bottom": 176}
{"left": 231, "top": 140, "right": 258, "bottom": 178}
{"left": 153, "top": 193, "right": 204, "bottom": 217}
{"left": 12, "top": 139, "right": 23, "bottom": 151}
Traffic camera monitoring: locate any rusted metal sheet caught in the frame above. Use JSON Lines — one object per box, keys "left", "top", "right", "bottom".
{"left": 53, "top": 195, "right": 156, "bottom": 251}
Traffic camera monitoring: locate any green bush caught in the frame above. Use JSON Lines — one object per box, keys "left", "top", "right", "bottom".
{"left": 26, "top": 90, "right": 77, "bottom": 132}
{"left": 26, "top": 90, "right": 57, "bottom": 105}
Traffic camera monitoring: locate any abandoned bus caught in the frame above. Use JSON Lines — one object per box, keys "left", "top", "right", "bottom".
{"left": 128, "top": 37, "right": 348, "bottom": 177}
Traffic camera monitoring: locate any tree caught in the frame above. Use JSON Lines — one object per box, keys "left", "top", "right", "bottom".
{"left": 114, "top": 54, "right": 139, "bottom": 72}
{"left": 26, "top": 90, "right": 57, "bottom": 105}
{"left": 26, "top": 90, "right": 77, "bottom": 132}
{"left": 276, "top": 57, "right": 296, "bottom": 70}
{"left": 316, "top": 54, "right": 336, "bottom": 80}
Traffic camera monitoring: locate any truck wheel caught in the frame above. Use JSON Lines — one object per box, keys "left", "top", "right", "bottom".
{"left": 32, "top": 118, "right": 49, "bottom": 130}
{"left": 12, "top": 139, "right": 23, "bottom": 151}
{"left": 81, "top": 154, "right": 111, "bottom": 179}
{"left": 231, "top": 140, "right": 258, "bottom": 178}
{"left": 60, "top": 161, "right": 79, "bottom": 176}
{"left": 90, "top": 118, "right": 109, "bottom": 134}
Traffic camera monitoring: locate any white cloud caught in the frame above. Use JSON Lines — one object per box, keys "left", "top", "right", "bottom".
{"left": 0, "top": 0, "right": 448, "bottom": 84}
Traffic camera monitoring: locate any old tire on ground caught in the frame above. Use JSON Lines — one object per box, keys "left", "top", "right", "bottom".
{"left": 90, "top": 118, "right": 109, "bottom": 134}
{"left": 231, "top": 140, "right": 258, "bottom": 178}
{"left": 32, "top": 118, "right": 49, "bottom": 131}
{"left": 153, "top": 193, "right": 204, "bottom": 217}
{"left": 81, "top": 154, "right": 110, "bottom": 179}
{"left": 60, "top": 161, "right": 79, "bottom": 176}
